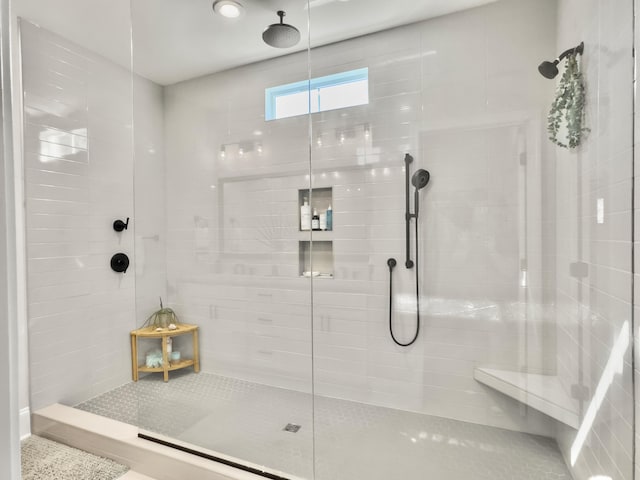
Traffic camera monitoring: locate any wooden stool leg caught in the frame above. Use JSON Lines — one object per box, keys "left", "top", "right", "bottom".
{"left": 162, "top": 336, "right": 169, "bottom": 382}
{"left": 193, "top": 329, "right": 200, "bottom": 373}
{"left": 131, "top": 334, "right": 138, "bottom": 382}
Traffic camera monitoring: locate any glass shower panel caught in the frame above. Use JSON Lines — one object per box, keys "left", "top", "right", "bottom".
{"left": 16, "top": 0, "right": 136, "bottom": 416}
{"left": 11, "top": 0, "right": 635, "bottom": 479}
{"left": 131, "top": 1, "right": 314, "bottom": 478}
{"left": 307, "top": 13, "right": 428, "bottom": 480}
{"left": 309, "top": 0, "right": 634, "bottom": 479}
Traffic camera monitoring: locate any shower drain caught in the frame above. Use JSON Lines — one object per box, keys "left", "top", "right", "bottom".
{"left": 283, "top": 423, "right": 301, "bottom": 433}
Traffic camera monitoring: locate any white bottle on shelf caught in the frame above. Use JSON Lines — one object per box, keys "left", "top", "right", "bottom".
{"left": 320, "top": 210, "right": 327, "bottom": 230}
{"left": 301, "top": 198, "right": 311, "bottom": 231}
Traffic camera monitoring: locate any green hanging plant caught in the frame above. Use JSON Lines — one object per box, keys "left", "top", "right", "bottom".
{"left": 141, "top": 297, "right": 180, "bottom": 329}
{"left": 548, "top": 54, "right": 589, "bottom": 149}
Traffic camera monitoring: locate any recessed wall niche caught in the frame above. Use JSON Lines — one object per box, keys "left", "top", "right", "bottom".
{"left": 299, "top": 240, "right": 333, "bottom": 278}
{"left": 298, "top": 187, "right": 332, "bottom": 231}
{"left": 298, "top": 187, "right": 333, "bottom": 278}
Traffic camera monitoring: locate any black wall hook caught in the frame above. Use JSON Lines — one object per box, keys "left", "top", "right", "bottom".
{"left": 113, "top": 217, "right": 130, "bottom": 232}
{"left": 110, "top": 253, "right": 130, "bottom": 273}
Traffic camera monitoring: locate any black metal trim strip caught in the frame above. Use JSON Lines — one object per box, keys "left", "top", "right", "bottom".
{"left": 137, "top": 433, "right": 292, "bottom": 480}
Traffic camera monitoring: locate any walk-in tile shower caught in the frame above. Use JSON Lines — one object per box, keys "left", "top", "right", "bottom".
{"left": 13, "top": 0, "right": 636, "bottom": 479}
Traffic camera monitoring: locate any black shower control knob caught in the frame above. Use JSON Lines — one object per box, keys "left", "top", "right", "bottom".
{"left": 110, "top": 253, "right": 130, "bottom": 273}
{"left": 113, "top": 217, "right": 130, "bottom": 232}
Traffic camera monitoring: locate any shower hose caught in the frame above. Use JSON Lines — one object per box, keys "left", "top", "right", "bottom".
{"left": 388, "top": 217, "right": 420, "bottom": 347}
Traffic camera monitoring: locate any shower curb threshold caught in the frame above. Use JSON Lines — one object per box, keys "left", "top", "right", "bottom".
{"left": 118, "top": 471, "right": 158, "bottom": 480}
{"left": 31, "top": 403, "right": 300, "bottom": 480}
{"left": 474, "top": 367, "right": 579, "bottom": 429}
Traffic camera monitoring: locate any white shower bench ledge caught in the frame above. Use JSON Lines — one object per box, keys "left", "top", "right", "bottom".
{"left": 474, "top": 367, "right": 580, "bottom": 429}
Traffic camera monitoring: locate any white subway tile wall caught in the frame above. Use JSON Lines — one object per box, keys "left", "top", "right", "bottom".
{"left": 160, "top": 25, "right": 315, "bottom": 393}
{"left": 133, "top": 75, "right": 167, "bottom": 322}
{"left": 158, "top": 0, "right": 561, "bottom": 437}
{"left": 554, "top": 0, "right": 635, "bottom": 479}
{"left": 21, "top": 20, "right": 162, "bottom": 410}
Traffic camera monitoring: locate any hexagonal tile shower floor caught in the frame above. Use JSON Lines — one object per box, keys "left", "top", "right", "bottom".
{"left": 76, "top": 371, "right": 570, "bottom": 480}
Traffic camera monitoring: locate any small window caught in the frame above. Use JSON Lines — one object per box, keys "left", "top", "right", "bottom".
{"left": 265, "top": 68, "right": 369, "bottom": 121}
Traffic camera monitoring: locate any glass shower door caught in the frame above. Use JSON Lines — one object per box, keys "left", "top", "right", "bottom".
{"left": 16, "top": 0, "right": 138, "bottom": 418}
{"left": 13, "top": 1, "right": 636, "bottom": 479}
{"left": 308, "top": 0, "right": 635, "bottom": 479}
{"left": 130, "top": 1, "right": 315, "bottom": 478}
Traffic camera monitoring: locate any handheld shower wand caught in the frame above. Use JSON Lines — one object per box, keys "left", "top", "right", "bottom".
{"left": 404, "top": 157, "right": 430, "bottom": 269}
{"left": 412, "top": 168, "right": 430, "bottom": 217}
{"left": 388, "top": 154, "right": 430, "bottom": 347}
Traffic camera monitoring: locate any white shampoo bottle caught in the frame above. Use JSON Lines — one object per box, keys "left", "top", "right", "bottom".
{"left": 301, "top": 198, "right": 311, "bottom": 231}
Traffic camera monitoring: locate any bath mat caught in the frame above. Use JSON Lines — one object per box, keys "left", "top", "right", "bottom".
{"left": 21, "top": 435, "right": 129, "bottom": 480}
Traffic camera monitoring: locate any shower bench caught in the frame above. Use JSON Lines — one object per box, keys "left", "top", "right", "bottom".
{"left": 130, "top": 323, "right": 200, "bottom": 382}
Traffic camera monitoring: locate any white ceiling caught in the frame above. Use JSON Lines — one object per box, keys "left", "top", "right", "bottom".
{"left": 14, "top": 0, "right": 496, "bottom": 86}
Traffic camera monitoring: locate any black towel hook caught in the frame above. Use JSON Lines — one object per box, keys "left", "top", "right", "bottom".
{"left": 113, "top": 217, "right": 130, "bottom": 232}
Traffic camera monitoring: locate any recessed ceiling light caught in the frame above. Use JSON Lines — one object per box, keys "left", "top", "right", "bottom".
{"left": 212, "top": 0, "right": 244, "bottom": 19}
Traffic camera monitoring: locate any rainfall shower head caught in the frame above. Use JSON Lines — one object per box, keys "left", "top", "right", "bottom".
{"left": 411, "top": 169, "right": 430, "bottom": 190}
{"left": 538, "top": 42, "right": 584, "bottom": 79}
{"left": 262, "top": 11, "right": 300, "bottom": 48}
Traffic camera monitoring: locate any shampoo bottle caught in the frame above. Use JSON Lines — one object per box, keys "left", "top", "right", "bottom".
{"left": 301, "top": 198, "right": 311, "bottom": 231}
{"left": 312, "top": 209, "right": 320, "bottom": 230}
{"left": 326, "top": 204, "right": 333, "bottom": 231}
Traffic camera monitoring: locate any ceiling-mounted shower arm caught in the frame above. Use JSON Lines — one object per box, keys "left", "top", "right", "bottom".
{"left": 262, "top": 10, "right": 301, "bottom": 48}
{"left": 405, "top": 153, "right": 415, "bottom": 269}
